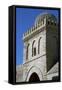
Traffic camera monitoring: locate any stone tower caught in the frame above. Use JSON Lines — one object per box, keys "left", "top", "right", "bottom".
{"left": 22, "top": 13, "right": 58, "bottom": 82}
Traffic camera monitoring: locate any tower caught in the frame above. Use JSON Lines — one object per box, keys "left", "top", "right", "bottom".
{"left": 22, "top": 13, "right": 58, "bottom": 82}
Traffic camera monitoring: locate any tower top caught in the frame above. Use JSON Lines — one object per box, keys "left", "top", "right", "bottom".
{"left": 23, "top": 13, "right": 57, "bottom": 41}
{"left": 35, "top": 13, "right": 57, "bottom": 25}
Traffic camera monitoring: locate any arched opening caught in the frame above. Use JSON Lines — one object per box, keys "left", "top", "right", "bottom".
{"left": 29, "top": 72, "right": 40, "bottom": 82}
{"left": 38, "top": 37, "right": 42, "bottom": 54}
{"left": 32, "top": 40, "right": 36, "bottom": 56}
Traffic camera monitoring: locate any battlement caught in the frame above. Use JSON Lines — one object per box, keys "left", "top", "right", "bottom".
{"left": 23, "top": 13, "right": 57, "bottom": 40}
{"left": 23, "top": 18, "right": 46, "bottom": 39}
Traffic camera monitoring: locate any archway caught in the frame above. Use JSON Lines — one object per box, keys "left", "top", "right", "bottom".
{"left": 29, "top": 72, "right": 40, "bottom": 82}
{"left": 26, "top": 66, "right": 43, "bottom": 82}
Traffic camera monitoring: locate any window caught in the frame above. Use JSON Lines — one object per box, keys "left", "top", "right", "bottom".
{"left": 26, "top": 44, "right": 29, "bottom": 60}
{"left": 34, "top": 47, "right": 36, "bottom": 56}
{"left": 48, "top": 21, "right": 50, "bottom": 24}
{"left": 38, "top": 37, "right": 41, "bottom": 54}
{"left": 48, "top": 19, "right": 50, "bottom": 25}
{"left": 32, "top": 40, "right": 36, "bottom": 56}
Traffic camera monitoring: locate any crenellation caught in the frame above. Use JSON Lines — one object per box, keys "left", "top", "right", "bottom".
{"left": 23, "top": 19, "right": 46, "bottom": 39}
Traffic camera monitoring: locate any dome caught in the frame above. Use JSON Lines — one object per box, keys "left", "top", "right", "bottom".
{"left": 35, "top": 12, "right": 57, "bottom": 25}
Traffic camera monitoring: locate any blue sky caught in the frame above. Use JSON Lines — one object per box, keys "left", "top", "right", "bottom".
{"left": 16, "top": 7, "right": 59, "bottom": 65}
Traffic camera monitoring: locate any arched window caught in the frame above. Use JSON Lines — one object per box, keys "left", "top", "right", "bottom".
{"left": 26, "top": 43, "right": 30, "bottom": 60}
{"left": 48, "top": 21, "right": 50, "bottom": 24}
{"left": 48, "top": 19, "right": 50, "bottom": 25}
{"left": 51, "top": 21, "right": 53, "bottom": 25}
{"left": 38, "top": 37, "right": 42, "bottom": 54}
{"left": 32, "top": 40, "right": 36, "bottom": 56}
